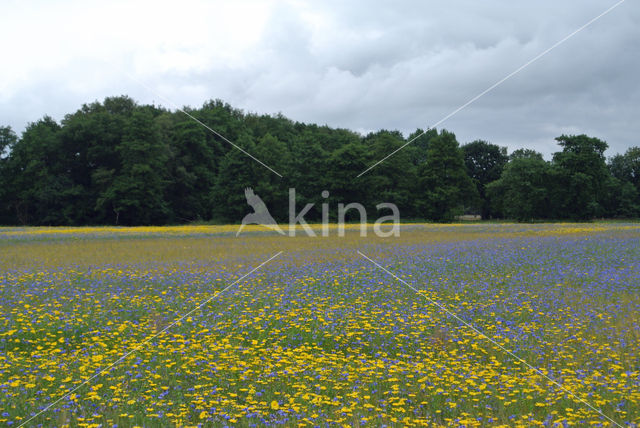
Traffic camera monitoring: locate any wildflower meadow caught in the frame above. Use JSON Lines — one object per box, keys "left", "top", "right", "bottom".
{"left": 1, "top": 224, "right": 639, "bottom": 427}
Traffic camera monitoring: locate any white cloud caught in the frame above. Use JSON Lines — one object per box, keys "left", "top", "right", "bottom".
{"left": 1, "top": 0, "right": 638, "bottom": 157}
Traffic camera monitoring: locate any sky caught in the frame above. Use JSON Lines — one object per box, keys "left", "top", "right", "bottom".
{"left": 1, "top": 0, "right": 638, "bottom": 158}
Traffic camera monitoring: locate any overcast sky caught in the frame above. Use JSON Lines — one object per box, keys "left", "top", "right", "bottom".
{"left": 1, "top": 0, "right": 638, "bottom": 158}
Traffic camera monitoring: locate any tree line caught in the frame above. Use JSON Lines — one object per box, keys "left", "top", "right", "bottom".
{"left": 0, "top": 95, "right": 638, "bottom": 225}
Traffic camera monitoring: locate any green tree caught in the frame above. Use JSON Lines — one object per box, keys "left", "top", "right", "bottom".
{"left": 364, "top": 130, "right": 416, "bottom": 218}
{"left": 210, "top": 134, "right": 258, "bottom": 222}
{"left": 405, "top": 128, "right": 437, "bottom": 166}
{"left": 417, "top": 130, "right": 478, "bottom": 221}
{"left": 609, "top": 147, "right": 640, "bottom": 196}
{"left": 288, "top": 129, "right": 331, "bottom": 221}
{"left": 487, "top": 156, "right": 552, "bottom": 221}
{"left": 166, "top": 117, "right": 216, "bottom": 222}
{"left": 599, "top": 177, "right": 639, "bottom": 218}
{"left": 0, "top": 126, "right": 18, "bottom": 223}
{"left": 509, "top": 148, "right": 544, "bottom": 161}
{"left": 3, "top": 117, "right": 80, "bottom": 225}
{"left": 3, "top": 94, "right": 638, "bottom": 225}
{"left": 96, "top": 108, "right": 169, "bottom": 225}
{"left": 251, "top": 133, "right": 291, "bottom": 221}
{"left": 328, "top": 138, "right": 374, "bottom": 221}
{"left": 0, "top": 126, "right": 17, "bottom": 158}
{"left": 462, "top": 140, "right": 508, "bottom": 218}
{"left": 551, "top": 134, "right": 609, "bottom": 219}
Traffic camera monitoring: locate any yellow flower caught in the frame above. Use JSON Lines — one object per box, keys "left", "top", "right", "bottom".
{"left": 270, "top": 400, "right": 280, "bottom": 410}
{"left": 199, "top": 411, "right": 208, "bottom": 419}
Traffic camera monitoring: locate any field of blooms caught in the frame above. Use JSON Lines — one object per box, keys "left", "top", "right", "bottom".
{"left": 1, "top": 224, "right": 639, "bottom": 427}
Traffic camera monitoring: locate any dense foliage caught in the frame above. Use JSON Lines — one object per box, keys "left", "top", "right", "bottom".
{"left": 0, "top": 96, "right": 638, "bottom": 225}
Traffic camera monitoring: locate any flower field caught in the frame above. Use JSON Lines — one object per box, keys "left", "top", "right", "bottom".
{"left": 1, "top": 224, "right": 639, "bottom": 427}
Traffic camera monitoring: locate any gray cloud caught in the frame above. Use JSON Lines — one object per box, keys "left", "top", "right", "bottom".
{"left": 1, "top": 0, "right": 638, "bottom": 158}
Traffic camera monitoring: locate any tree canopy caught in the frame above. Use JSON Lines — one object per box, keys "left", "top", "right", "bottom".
{"left": 0, "top": 96, "right": 638, "bottom": 225}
